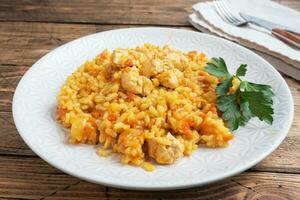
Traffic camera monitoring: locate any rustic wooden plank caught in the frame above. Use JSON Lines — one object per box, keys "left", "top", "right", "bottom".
{"left": 0, "top": 0, "right": 299, "bottom": 26}
{"left": 0, "top": 156, "right": 84, "bottom": 200}
{"left": 0, "top": 22, "right": 188, "bottom": 67}
{"left": 0, "top": 65, "right": 27, "bottom": 112}
{"left": 0, "top": 0, "right": 201, "bottom": 26}
{"left": 277, "top": 0, "right": 300, "bottom": 9}
{"left": 0, "top": 155, "right": 299, "bottom": 200}
{"left": 0, "top": 22, "right": 138, "bottom": 67}
{"left": 2, "top": 20, "right": 300, "bottom": 73}
{"left": 0, "top": 112, "right": 34, "bottom": 156}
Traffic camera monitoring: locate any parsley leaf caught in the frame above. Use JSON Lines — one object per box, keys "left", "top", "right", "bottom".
{"left": 240, "top": 81, "right": 274, "bottom": 98}
{"left": 216, "top": 76, "right": 233, "bottom": 95}
{"left": 240, "top": 98, "right": 252, "bottom": 125}
{"left": 236, "top": 64, "right": 247, "bottom": 76}
{"left": 204, "top": 57, "right": 275, "bottom": 131}
{"left": 240, "top": 91, "right": 274, "bottom": 124}
{"left": 204, "top": 57, "right": 230, "bottom": 78}
{"left": 217, "top": 94, "right": 242, "bottom": 131}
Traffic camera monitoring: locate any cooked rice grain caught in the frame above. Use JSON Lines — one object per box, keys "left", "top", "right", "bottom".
{"left": 57, "top": 43, "right": 233, "bottom": 171}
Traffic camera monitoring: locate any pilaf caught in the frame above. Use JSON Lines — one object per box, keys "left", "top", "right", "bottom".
{"left": 56, "top": 43, "right": 234, "bottom": 171}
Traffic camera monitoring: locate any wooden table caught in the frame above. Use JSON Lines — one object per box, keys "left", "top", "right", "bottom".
{"left": 0, "top": 0, "right": 299, "bottom": 199}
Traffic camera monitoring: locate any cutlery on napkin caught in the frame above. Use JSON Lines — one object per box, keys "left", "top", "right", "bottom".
{"left": 189, "top": 0, "right": 300, "bottom": 80}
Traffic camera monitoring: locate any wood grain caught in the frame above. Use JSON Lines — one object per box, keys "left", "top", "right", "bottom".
{"left": 0, "top": 155, "right": 299, "bottom": 200}
{"left": 0, "top": 22, "right": 136, "bottom": 66}
{"left": 275, "top": 0, "right": 300, "bottom": 9}
{"left": 0, "top": 0, "right": 200, "bottom": 26}
{"left": 0, "top": 0, "right": 299, "bottom": 26}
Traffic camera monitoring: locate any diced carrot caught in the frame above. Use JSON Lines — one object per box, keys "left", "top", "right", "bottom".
{"left": 91, "top": 110, "right": 101, "bottom": 118}
{"left": 182, "top": 122, "right": 193, "bottom": 140}
{"left": 82, "top": 124, "right": 94, "bottom": 142}
{"left": 199, "top": 112, "right": 206, "bottom": 119}
{"left": 88, "top": 68, "right": 99, "bottom": 76}
{"left": 200, "top": 120, "right": 216, "bottom": 135}
{"left": 200, "top": 127, "right": 214, "bottom": 135}
{"left": 223, "top": 134, "right": 233, "bottom": 142}
{"left": 96, "top": 51, "right": 109, "bottom": 65}
{"left": 199, "top": 78, "right": 210, "bottom": 85}
{"left": 187, "top": 51, "right": 197, "bottom": 59}
{"left": 186, "top": 119, "right": 196, "bottom": 127}
{"left": 184, "top": 130, "right": 194, "bottom": 140}
{"left": 108, "top": 114, "right": 117, "bottom": 122}
{"left": 124, "top": 59, "right": 133, "bottom": 67}
{"left": 198, "top": 71, "right": 208, "bottom": 76}
{"left": 57, "top": 107, "right": 67, "bottom": 118}
{"left": 172, "top": 111, "right": 182, "bottom": 120}
{"left": 202, "top": 87, "right": 210, "bottom": 93}
{"left": 128, "top": 118, "right": 137, "bottom": 126}
{"left": 96, "top": 56, "right": 104, "bottom": 65}
{"left": 88, "top": 117, "right": 97, "bottom": 127}
{"left": 127, "top": 92, "right": 136, "bottom": 101}
{"left": 209, "top": 104, "right": 217, "bottom": 114}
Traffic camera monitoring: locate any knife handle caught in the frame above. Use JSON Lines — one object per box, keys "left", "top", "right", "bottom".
{"left": 272, "top": 28, "right": 300, "bottom": 49}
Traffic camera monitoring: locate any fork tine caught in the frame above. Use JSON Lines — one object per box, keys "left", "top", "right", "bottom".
{"left": 214, "top": 0, "right": 244, "bottom": 26}
{"left": 213, "top": 0, "right": 231, "bottom": 24}
{"left": 214, "top": 0, "right": 237, "bottom": 25}
{"left": 218, "top": 0, "right": 241, "bottom": 24}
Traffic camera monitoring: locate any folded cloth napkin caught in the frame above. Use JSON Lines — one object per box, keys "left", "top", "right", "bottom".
{"left": 189, "top": 0, "right": 300, "bottom": 80}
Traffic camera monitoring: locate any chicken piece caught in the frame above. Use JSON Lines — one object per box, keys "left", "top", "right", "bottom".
{"left": 121, "top": 67, "right": 153, "bottom": 96}
{"left": 70, "top": 116, "right": 97, "bottom": 144}
{"left": 140, "top": 58, "right": 165, "bottom": 77}
{"left": 156, "top": 68, "right": 183, "bottom": 89}
{"left": 112, "top": 49, "right": 129, "bottom": 66}
{"left": 165, "top": 52, "right": 189, "bottom": 71}
{"left": 111, "top": 49, "right": 134, "bottom": 68}
{"left": 148, "top": 133, "right": 184, "bottom": 164}
{"left": 102, "top": 63, "right": 114, "bottom": 79}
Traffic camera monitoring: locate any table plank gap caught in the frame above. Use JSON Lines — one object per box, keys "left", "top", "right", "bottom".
{"left": 0, "top": 156, "right": 299, "bottom": 200}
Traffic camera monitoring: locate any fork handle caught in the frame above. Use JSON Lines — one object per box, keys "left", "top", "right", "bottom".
{"left": 272, "top": 28, "right": 300, "bottom": 49}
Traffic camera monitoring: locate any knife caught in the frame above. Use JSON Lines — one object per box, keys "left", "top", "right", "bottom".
{"left": 239, "top": 13, "right": 300, "bottom": 49}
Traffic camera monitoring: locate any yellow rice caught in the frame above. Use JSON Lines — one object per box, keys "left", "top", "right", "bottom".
{"left": 56, "top": 43, "right": 233, "bottom": 171}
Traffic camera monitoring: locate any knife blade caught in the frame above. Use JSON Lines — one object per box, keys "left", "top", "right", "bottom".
{"left": 239, "top": 13, "right": 300, "bottom": 36}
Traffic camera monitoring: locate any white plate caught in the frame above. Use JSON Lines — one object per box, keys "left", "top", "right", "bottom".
{"left": 13, "top": 27, "right": 294, "bottom": 190}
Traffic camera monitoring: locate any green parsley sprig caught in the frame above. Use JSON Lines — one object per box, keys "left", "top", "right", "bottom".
{"left": 204, "top": 57, "right": 275, "bottom": 131}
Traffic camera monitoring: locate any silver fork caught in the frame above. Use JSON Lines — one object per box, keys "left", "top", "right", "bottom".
{"left": 213, "top": 0, "right": 247, "bottom": 27}
{"left": 213, "top": 0, "right": 300, "bottom": 49}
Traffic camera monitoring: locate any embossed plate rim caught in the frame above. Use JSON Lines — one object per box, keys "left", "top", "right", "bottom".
{"left": 12, "top": 27, "right": 294, "bottom": 190}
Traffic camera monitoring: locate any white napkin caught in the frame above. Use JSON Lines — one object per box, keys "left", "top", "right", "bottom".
{"left": 189, "top": 13, "right": 300, "bottom": 80}
{"left": 189, "top": 0, "right": 300, "bottom": 79}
